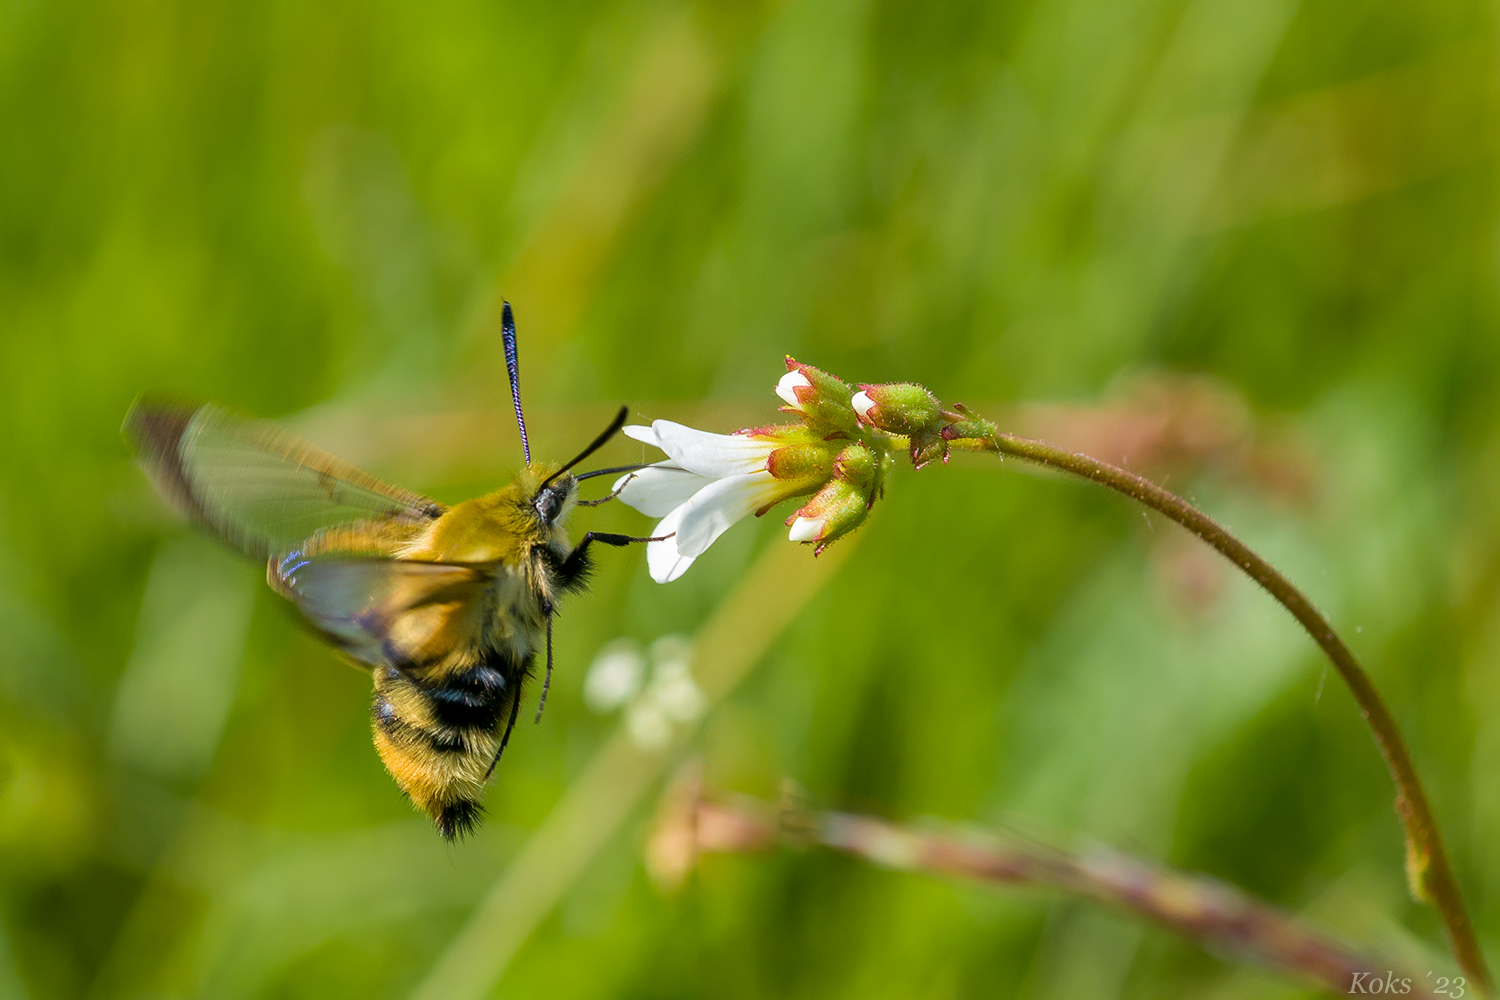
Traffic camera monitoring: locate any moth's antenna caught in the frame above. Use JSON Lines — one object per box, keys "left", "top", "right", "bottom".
{"left": 502, "top": 301, "right": 531, "bottom": 464}
{"left": 537, "top": 406, "right": 628, "bottom": 492}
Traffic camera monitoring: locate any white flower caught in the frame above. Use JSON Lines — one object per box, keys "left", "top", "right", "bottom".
{"left": 616, "top": 421, "right": 810, "bottom": 583}
{"left": 646, "top": 635, "right": 704, "bottom": 722}
{"left": 582, "top": 639, "right": 645, "bottom": 712}
{"left": 626, "top": 700, "right": 672, "bottom": 750}
{"left": 584, "top": 634, "right": 704, "bottom": 751}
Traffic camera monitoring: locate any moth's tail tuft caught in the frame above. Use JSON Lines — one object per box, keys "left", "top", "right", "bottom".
{"left": 436, "top": 799, "right": 484, "bottom": 842}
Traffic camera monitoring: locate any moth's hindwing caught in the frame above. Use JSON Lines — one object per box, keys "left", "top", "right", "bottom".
{"left": 269, "top": 554, "right": 496, "bottom": 671}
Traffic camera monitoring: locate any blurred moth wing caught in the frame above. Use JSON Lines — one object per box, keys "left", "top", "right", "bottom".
{"left": 125, "top": 401, "right": 447, "bottom": 561}
{"left": 269, "top": 552, "right": 495, "bottom": 670}
{"left": 125, "top": 400, "right": 489, "bottom": 671}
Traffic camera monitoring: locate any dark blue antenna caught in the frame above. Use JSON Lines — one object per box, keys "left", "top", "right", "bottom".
{"left": 501, "top": 301, "right": 531, "bottom": 464}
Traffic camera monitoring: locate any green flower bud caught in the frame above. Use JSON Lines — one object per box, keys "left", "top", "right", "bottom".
{"left": 765, "top": 440, "right": 839, "bottom": 490}
{"left": 778, "top": 358, "right": 859, "bottom": 432}
{"left": 784, "top": 478, "right": 871, "bottom": 554}
{"left": 850, "top": 382, "right": 942, "bottom": 436}
{"left": 833, "top": 440, "right": 878, "bottom": 493}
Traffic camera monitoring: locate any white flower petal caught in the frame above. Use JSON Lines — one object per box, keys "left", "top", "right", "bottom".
{"left": 674, "top": 470, "right": 787, "bottom": 558}
{"left": 651, "top": 420, "right": 776, "bottom": 478}
{"left": 615, "top": 463, "right": 714, "bottom": 518}
{"left": 623, "top": 423, "right": 663, "bottom": 448}
{"left": 850, "top": 390, "right": 876, "bottom": 423}
{"left": 776, "top": 371, "right": 811, "bottom": 409}
{"left": 646, "top": 502, "right": 698, "bottom": 584}
{"left": 787, "top": 515, "right": 825, "bottom": 542}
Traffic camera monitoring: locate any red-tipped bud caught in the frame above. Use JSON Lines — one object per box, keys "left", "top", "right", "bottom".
{"left": 850, "top": 382, "right": 942, "bottom": 436}
{"left": 775, "top": 370, "right": 814, "bottom": 409}
{"left": 779, "top": 357, "right": 858, "bottom": 431}
{"left": 784, "top": 478, "right": 871, "bottom": 554}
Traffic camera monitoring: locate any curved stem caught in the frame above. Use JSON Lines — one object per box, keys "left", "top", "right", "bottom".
{"left": 654, "top": 778, "right": 1426, "bottom": 995}
{"left": 944, "top": 425, "right": 1489, "bottom": 988}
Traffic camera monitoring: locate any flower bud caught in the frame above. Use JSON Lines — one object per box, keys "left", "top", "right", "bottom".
{"left": 780, "top": 357, "right": 858, "bottom": 431}
{"left": 832, "top": 440, "right": 878, "bottom": 493}
{"left": 785, "top": 477, "right": 870, "bottom": 554}
{"left": 765, "top": 440, "right": 838, "bottom": 491}
{"left": 850, "top": 382, "right": 942, "bottom": 436}
{"left": 775, "top": 370, "right": 812, "bottom": 409}
{"left": 906, "top": 429, "right": 948, "bottom": 469}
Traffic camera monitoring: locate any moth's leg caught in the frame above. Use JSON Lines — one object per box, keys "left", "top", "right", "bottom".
{"left": 534, "top": 615, "right": 554, "bottom": 724}
{"left": 555, "top": 531, "right": 673, "bottom": 588}
{"left": 576, "top": 471, "right": 637, "bottom": 507}
{"left": 485, "top": 677, "right": 524, "bottom": 781}
{"left": 533, "top": 533, "right": 672, "bottom": 737}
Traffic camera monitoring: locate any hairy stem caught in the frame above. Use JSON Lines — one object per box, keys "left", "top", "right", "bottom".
{"left": 939, "top": 423, "right": 1487, "bottom": 987}
{"left": 652, "top": 777, "right": 1424, "bottom": 995}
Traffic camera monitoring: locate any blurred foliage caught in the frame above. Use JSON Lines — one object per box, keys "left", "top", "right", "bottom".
{"left": 3, "top": 0, "right": 1500, "bottom": 996}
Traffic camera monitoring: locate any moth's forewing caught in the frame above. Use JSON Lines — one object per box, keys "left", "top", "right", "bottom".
{"left": 125, "top": 400, "right": 446, "bottom": 561}
{"left": 270, "top": 556, "right": 494, "bottom": 670}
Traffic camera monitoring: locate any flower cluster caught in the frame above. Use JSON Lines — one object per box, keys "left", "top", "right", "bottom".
{"left": 583, "top": 635, "right": 705, "bottom": 750}
{"left": 617, "top": 358, "right": 961, "bottom": 583}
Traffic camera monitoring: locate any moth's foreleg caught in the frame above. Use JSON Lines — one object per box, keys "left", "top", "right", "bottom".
{"left": 555, "top": 531, "right": 671, "bottom": 589}
{"left": 576, "top": 471, "right": 636, "bottom": 508}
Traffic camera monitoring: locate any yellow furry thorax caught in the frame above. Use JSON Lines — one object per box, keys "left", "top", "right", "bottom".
{"left": 410, "top": 462, "right": 576, "bottom": 566}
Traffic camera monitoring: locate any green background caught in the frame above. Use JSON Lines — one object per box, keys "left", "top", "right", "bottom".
{"left": 3, "top": 0, "right": 1499, "bottom": 996}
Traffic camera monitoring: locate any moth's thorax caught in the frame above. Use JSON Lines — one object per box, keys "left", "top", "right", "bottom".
{"left": 412, "top": 470, "right": 575, "bottom": 566}
{"left": 417, "top": 497, "right": 527, "bottom": 564}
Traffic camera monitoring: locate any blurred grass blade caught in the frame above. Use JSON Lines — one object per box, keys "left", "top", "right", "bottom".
{"left": 107, "top": 538, "right": 253, "bottom": 784}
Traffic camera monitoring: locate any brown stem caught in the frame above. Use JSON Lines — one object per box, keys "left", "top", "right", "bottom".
{"left": 939, "top": 422, "right": 1488, "bottom": 988}
{"left": 653, "top": 778, "right": 1428, "bottom": 995}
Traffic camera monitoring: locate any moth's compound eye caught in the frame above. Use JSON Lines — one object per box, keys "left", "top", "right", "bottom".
{"left": 534, "top": 487, "right": 564, "bottom": 523}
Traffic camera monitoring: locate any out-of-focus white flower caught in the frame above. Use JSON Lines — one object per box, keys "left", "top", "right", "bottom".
{"left": 584, "top": 634, "right": 706, "bottom": 751}
{"left": 616, "top": 421, "right": 829, "bottom": 583}
{"left": 583, "top": 639, "right": 646, "bottom": 713}
{"left": 647, "top": 635, "right": 704, "bottom": 722}
{"left": 627, "top": 700, "right": 672, "bottom": 750}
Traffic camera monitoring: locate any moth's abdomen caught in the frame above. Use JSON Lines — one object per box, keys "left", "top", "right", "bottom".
{"left": 369, "top": 651, "right": 525, "bottom": 840}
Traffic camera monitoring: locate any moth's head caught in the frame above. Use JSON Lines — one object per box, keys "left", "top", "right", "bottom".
{"left": 518, "top": 462, "right": 578, "bottom": 527}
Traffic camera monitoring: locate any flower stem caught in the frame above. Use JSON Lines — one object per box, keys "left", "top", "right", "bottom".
{"left": 942, "top": 423, "right": 1488, "bottom": 988}
{"left": 654, "top": 777, "right": 1421, "bottom": 994}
